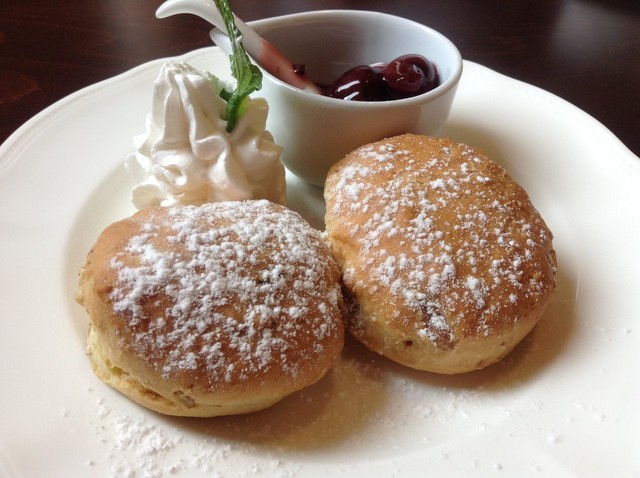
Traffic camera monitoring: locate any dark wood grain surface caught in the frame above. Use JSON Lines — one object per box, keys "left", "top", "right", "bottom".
{"left": 2, "top": 0, "right": 639, "bottom": 156}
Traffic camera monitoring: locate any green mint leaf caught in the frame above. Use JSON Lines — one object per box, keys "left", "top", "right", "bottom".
{"left": 213, "top": 0, "right": 262, "bottom": 132}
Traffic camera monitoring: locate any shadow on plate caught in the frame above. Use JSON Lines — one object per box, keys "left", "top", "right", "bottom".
{"left": 160, "top": 334, "right": 389, "bottom": 452}
{"left": 284, "top": 171, "right": 326, "bottom": 230}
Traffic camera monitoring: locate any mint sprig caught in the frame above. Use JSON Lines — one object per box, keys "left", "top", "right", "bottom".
{"left": 213, "top": 0, "right": 262, "bottom": 132}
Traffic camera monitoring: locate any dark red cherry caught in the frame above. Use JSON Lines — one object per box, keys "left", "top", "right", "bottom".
{"left": 381, "top": 54, "right": 439, "bottom": 99}
{"left": 317, "top": 54, "right": 439, "bottom": 101}
{"left": 326, "top": 65, "right": 386, "bottom": 101}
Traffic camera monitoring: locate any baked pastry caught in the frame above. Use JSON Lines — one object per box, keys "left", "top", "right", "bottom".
{"left": 324, "top": 134, "right": 556, "bottom": 374}
{"left": 76, "top": 200, "right": 344, "bottom": 416}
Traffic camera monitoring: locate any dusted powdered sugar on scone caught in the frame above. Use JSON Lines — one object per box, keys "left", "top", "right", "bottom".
{"left": 107, "top": 202, "right": 340, "bottom": 379}
{"left": 324, "top": 134, "right": 557, "bottom": 374}
{"left": 76, "top": 200, "right": 344, "bottom": 416}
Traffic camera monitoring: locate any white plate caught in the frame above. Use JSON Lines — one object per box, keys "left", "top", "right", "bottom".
{"left": 1, "top": 46, "right": 639, "bottom": 478}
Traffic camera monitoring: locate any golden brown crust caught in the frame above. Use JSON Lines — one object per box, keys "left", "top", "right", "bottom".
{"left": 76, "top": 200, "right": 345, "bottom": 416}
{"left": 324, "top": 134, "right": 556, "bottom": 374}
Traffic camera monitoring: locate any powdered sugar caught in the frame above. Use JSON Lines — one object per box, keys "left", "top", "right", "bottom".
{"left": 326, "top": 136, "right": 555, "bottom": 346}
{"left": 107, "top": 200, "right": 342, "bottom": 385}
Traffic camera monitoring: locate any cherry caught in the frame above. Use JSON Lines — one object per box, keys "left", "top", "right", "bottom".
{"left": 319, "top": 54, "right": 439, "bottom": 102}
{"left": 325, "top": 65, "right": 386, "bottom": 101}
{"left": 381, "top": 54, "right": 439, "bottom": 99}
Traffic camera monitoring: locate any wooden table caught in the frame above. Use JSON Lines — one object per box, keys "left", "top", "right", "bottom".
{"left": 2, "top": 0, "right": 639, "bottom": 156}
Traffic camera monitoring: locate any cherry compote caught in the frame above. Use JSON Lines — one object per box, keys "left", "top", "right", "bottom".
{"left": 320, "top": 54, "right": 439, "bottom": 101}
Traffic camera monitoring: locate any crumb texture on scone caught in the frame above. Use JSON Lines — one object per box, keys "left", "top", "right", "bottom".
{"left": 324, "top": 134, "right": 557, "bottom": 374}
{"left": 76, "top": 200, "right": 344, "bottom": 416}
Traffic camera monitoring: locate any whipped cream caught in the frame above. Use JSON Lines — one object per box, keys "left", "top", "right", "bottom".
{"left": 126, "top": 61, "right": 286, "bottom": 209}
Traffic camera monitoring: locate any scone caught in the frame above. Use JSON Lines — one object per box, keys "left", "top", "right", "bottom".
{"left": 76, "top": 200, "right": 345, "bottom": 416}
{"left": 324, "top": 134, "right": 556, "bottom": 374}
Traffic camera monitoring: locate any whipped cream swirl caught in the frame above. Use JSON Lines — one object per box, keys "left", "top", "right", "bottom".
{"left": 126, "top": 61, "right": 286, "bottom": 209}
